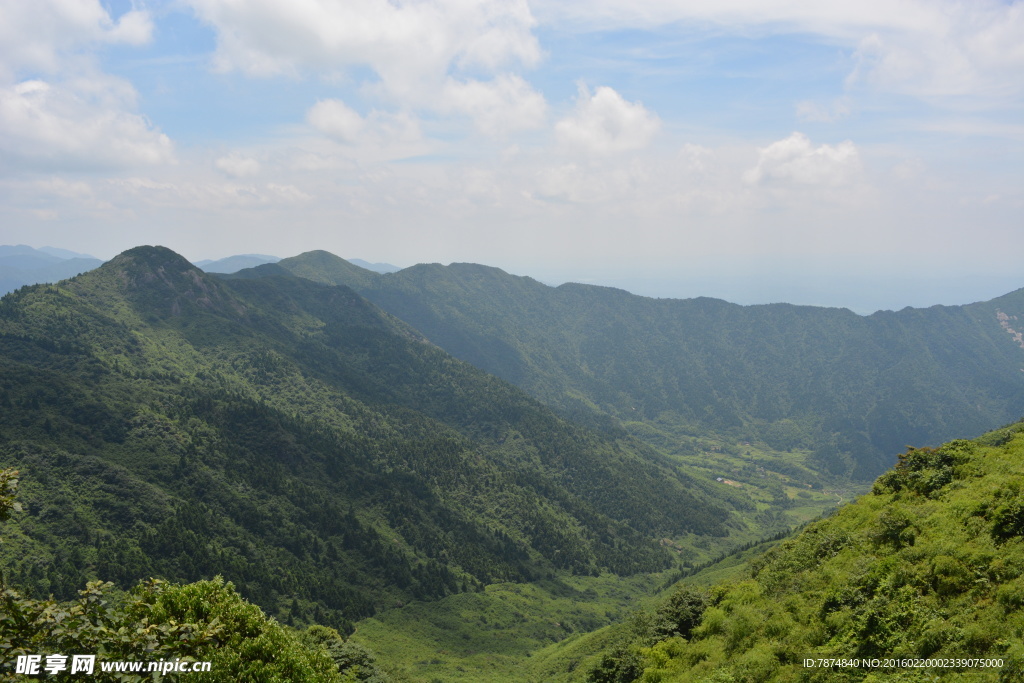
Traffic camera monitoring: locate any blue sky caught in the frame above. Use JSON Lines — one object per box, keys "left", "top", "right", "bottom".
{"left": 1, "top": 0, "right": 1022, "bottom": 312}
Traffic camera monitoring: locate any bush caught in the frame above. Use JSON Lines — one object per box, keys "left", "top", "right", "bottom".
{"left": 652, "top": 586, "right": 711, "bottom": 640}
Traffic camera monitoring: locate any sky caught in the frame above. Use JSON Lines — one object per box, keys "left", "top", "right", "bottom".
{"left": 0, "top": 0, "right": 1022, "bottom": 312}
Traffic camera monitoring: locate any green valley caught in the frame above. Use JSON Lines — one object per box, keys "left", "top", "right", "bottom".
{"left": 558, "top": 422, "right": 1024, "bottom": 681}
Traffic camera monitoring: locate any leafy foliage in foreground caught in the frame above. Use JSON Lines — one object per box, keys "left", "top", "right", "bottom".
{"left": 0, "top": 577, "right": 343, "bottom": 682}
{"left": 0, "top": 471, "right": 384, "bottom": 682}
{"left": 581, "top": 424, "right": 1024, "bottom": 682}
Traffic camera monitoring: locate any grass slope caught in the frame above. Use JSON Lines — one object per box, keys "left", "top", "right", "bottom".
{"left": 577, "top": 422, "right": 1024, "bottom": 682}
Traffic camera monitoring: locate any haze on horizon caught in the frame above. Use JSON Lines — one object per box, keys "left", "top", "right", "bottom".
{"left": 0, "top": 1, "right": 1021, "bottom": 313}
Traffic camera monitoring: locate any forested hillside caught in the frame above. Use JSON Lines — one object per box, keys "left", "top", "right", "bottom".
{"left": 251, "top": 251, "right": 1024, "bottom": 480}
{"left": 0, "top": 246, "right": 755, "bottom": 637}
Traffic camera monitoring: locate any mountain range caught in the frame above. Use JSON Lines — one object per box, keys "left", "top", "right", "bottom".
{"left": 0, "top": 246, "right": 757, "bottom": 638}
{"left": 0, "top": 245, "right": 103, "bottom": 297}
{"left": 0, "top": 247, "right": 402, "bottom": 295}
{"left": 235, "top": 251, "right": 1024, "bottom": 481}
{"left": 2, "top": 245, "right": 1024, "bottom": 680}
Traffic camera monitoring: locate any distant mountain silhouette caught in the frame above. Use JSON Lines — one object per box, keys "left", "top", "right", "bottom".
{"left": 193, "top": 254, "right": 281, "bottom": 273}
{"left": 0, "top": 244, "right": 103, "bottom": 294}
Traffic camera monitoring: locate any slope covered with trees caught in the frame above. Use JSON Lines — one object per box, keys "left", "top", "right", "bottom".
{"left": 253, "top": 251, "right": 1024, "bottom": 480}
{"left": 0, "top": 246, "right": 749, "bottom": 637}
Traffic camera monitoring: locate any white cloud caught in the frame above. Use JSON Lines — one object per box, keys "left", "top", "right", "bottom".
{"left": 532, "top": 1, "right": 933, "bottom": 33}
{"left": 27, "top": 176, "right": 115, "bottom": 214}
{"left": 0, "top": 77, "right": 173, "bottom": 171}
{"left": 0, "top": 1, "right": 166, "bottom": 173}
{"left": 186, "top": 0, "right": 539, "bottom": 82}
{"left": 215, "top": 154, "right": 261, "bottom": 178}
{"left": 266, "top": 183, "right": 312, "bottom": 202}
{"left": 36, "top": 176, "right": 94, "bottom": 199}
{"left": 441, "top": 75, "right": 547, "bottom": 135}
{"left": 532, "top": 160, "right": 652, "bottom": 204}
{"left": 306, "top": 99, "right": 424, "bottom": 156}
{"left": 743, "top": 132, "right": 861, "bottom": 186}
{"left": 555, "top": 85, "right": 660, "bottom": 154}
{"left": 843, "top": 5, "right": 1024, "bottom": 100}
{"left": 31, "top": 208, "right": 59, "bottom": 221}
{"left": 186, "top": 0, "right": 546, "bottom": 136}
{"left": 677, "top": 143, "right": 713, "bottom": 174}
{"left": 307, "top": 99, "right": 365, "bottom": 143}
{"left": 105, "top": 9, "right": 153, "bottom": 46}
{"left": 0, "top": 0, "right": 152, "bottom": 78}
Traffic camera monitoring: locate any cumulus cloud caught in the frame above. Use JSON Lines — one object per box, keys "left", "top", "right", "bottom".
{"left": 0, "top": 1, "right": 167, "bottom": 173}
{"left": 186, "top": 0, "right": 539, "bottom": 82}
{"left": 442, "top": 75, "right": 547, "bottom": 135}
{"left": 0, "top": 0, "right": 152, "bottom": 78}
{"left": 307, "top": 99, "right": 365, "bottom": 143}
{"left": 306, "top": 98, "right": 424, "bottom": 153}
{"left": 186, "top": 0, "right": 546, "bottom": 136}
{"left": 555, "top": 85, "right": 660, "bottom": 154}
{"left": 0, "top": 77, "right": 173, "bottom": 171}
{"left": 743, "top": 132, "right": 861, "bottom": 186}
{"left": 843, "top": 5, "right": 1024, "bottom": 100}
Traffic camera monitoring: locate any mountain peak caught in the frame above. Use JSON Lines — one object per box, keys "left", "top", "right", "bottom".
{"left": 275, "top": 250, "right": 379, "bottom": 289}
{"left": 113, "top": 244, "right": 191, "bottom": 265}
{"left": 98, "top": 245, "right": 246, "bottom": 318}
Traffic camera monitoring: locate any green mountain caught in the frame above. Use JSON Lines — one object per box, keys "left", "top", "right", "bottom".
{"left": 0, "top": 245, "right": 761, "bottom": 637}
{"left": 6, "top": 245, "right": 1024, "bottom": 680}
{"left": 567, "top": 422, "right": 1024, "bottom": 682}
{"left": 251, "top": 251, "right": 1024, "bottom": 480}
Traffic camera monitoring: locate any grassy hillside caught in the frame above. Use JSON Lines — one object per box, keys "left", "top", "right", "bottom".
{"left": 256, "top": 251, "right": 1024, "bottom": 481}
{"left": 564, "top": 423, "right": 1024, "bottom": 682}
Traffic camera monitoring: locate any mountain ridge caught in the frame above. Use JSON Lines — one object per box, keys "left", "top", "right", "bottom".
{"left": 238, "top": 250, "right": 1024, "bottom": 481}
